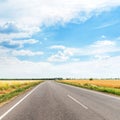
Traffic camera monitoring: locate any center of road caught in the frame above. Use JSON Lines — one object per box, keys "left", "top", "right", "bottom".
{"left": 67, "top": 95, "right": 88, "bottom": 110}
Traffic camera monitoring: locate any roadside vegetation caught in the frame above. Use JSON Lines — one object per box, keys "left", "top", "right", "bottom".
{"left": 0, "top": 80, "right": 43, "bottom": 105}
{"left": 57, "top": 80, "right": 120, "bottom": 96}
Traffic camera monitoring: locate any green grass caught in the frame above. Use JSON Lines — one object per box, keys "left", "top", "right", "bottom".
{"left": 57, "top": 81, "right": 120, "bottom": 96}
{"left": 0, "top": 81, "right": 43, "bottom": 104}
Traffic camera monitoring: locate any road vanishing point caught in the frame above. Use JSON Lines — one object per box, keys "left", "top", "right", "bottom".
{"left": 0, "top": 81, "right": 120, "bottom": 120}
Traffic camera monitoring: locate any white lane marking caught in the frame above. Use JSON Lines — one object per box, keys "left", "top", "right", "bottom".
{"left": 0, "top": 83, "right": 41, "bottom": 120}
{"left": 67, "top": 95, "right": 88, "bottom": 110}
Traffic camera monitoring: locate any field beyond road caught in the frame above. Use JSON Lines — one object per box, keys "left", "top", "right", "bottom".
{"left": 57, "top": 80, "right": 120, "bottom": 96}
{"left": 0, "top": 80, "right": 43, "bottom": 106}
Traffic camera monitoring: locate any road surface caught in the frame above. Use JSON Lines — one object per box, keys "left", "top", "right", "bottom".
{"left": 0, "top": 80, "right": 120, "bottom": 120}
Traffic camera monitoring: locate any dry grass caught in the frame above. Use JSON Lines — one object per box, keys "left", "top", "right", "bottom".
{"left": 0, "top": 80, "right": 42, "bottom": 95}
{"left": 59, "top": 80, "right": 120, "bottom": 88}
{"left": 57, "top": 80, "right": 120, "bottom": 96}
{"left": 0, "top": 80, "right": 43, "bottom": 105}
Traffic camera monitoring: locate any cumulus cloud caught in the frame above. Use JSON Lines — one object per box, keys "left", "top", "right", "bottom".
{"left": 48, "top": 40, "right": 120, "bottom": 62}
{"left": 0, "top": 39, "right": 120, "bottom": 78}
{"left": 0, "top": 45, "right": 43, "bottom": 58}
{"left": 0, "top": 33, "right": 31, "bottom": 41}
{"left": 48, "top": 46, "right": 79, "bottom": 62}
{"left": 0, "top": 22, "right": 20, "bottom": 34}
{"left": 0, "top": 0, "right": 120, "bottom": 28}
{"left": 0, "top": 0, "right": 120, "bottom": 50}
{"left": 12, "top": 50, "right": 43, "bottom": 56}
{"left": 0, "top": 39, "right": 39, "bottom": 48}
{"left": 89, "top": 40, "right": 119, "bottom": 55}
{"left": 48, "top": 51, "right": 69, "bottom": 62}
{"left": 78, "top": 40, "right": 119, "bottom": 56}
{"left": 0, "top": 0, "right": 120, "bottom": 78}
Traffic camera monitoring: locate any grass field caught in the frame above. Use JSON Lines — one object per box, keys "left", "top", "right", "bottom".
{"left": 0, "top": 80, "right": 43, "bottom": 105}
{"left": 57, "top": 80, "right": 120, "bottom": 96}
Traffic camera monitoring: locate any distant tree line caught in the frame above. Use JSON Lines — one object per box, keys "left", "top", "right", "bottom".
{"left": 0, "top": 78, "right": 63, "bottom": 80}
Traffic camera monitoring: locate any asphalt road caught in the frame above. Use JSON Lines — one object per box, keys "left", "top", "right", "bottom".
{"left": 0, "top": 80, "right": 120, "bottom": 120}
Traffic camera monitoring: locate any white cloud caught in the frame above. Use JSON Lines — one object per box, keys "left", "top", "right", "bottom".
{"left": 0, "top": 21, "right": 40, "bottom": 37}
{"left": 0, "top": 0, "right": 119, "bottom": 47}
{"left": 0, "top": 33, "right": 31, "bottom": 41}
{"left": 0, "top": 21, "right": 19, "bottom": 34}
{"left": 92, "top": 40, "right": 116, "bottom": 47}
{"left": 0, "top": 39, "right": 39, "bottom": 48}
{"left": 48, "top": 46, "right": 79, "bottom": 62}
{"left": 0, "top": 22, "right": 40, "bottom": 49}
{"left": 94, "top": 55, "right": 110, "bottom": 60}
{"left": 0, "top": 0, "right": 120, "bottom": 29}
{"left": 48, "top": 51, "right": 69, "bottom": 62}
{"left": 1, "top": 39, "right": 118, "bottom": 62}
{"left": 12, "top": 50, "right": 43, "bottom": 56}
{"left": 0, "top": 1, "right": 120, "bottom": 78}
{"left": 89, "top": 40, "right": 119, "bottom": 55}
{"left": 0, "top": 46, "right": 43, "bottom": 58}
{"left": 0, "top": 46, "right": 44, "bottom": 62}
{"left": 1, "top": 56, "right": 120, "bottom": 78}
{"left": 0, "top": 39, "right": 120, "bottom": 78}
{"left": 0, "top": 46, "right": 10, "bottom": 56}
{"left": 50, "top": 45, "right": 66, "bottom": 50}
{"left": 78, "top": 40, "right": 119, "bottom": 56}
{"left": 48, "top": 40, "right": 120, "bottom": 62}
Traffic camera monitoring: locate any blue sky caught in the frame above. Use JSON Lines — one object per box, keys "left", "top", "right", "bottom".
{"left": 0, "top": 0, "right": 120, "bottom": 78}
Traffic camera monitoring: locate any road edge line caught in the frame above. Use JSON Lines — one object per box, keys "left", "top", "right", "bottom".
{"left": 0, "top": 83, "right": 41, "bottom": 120}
